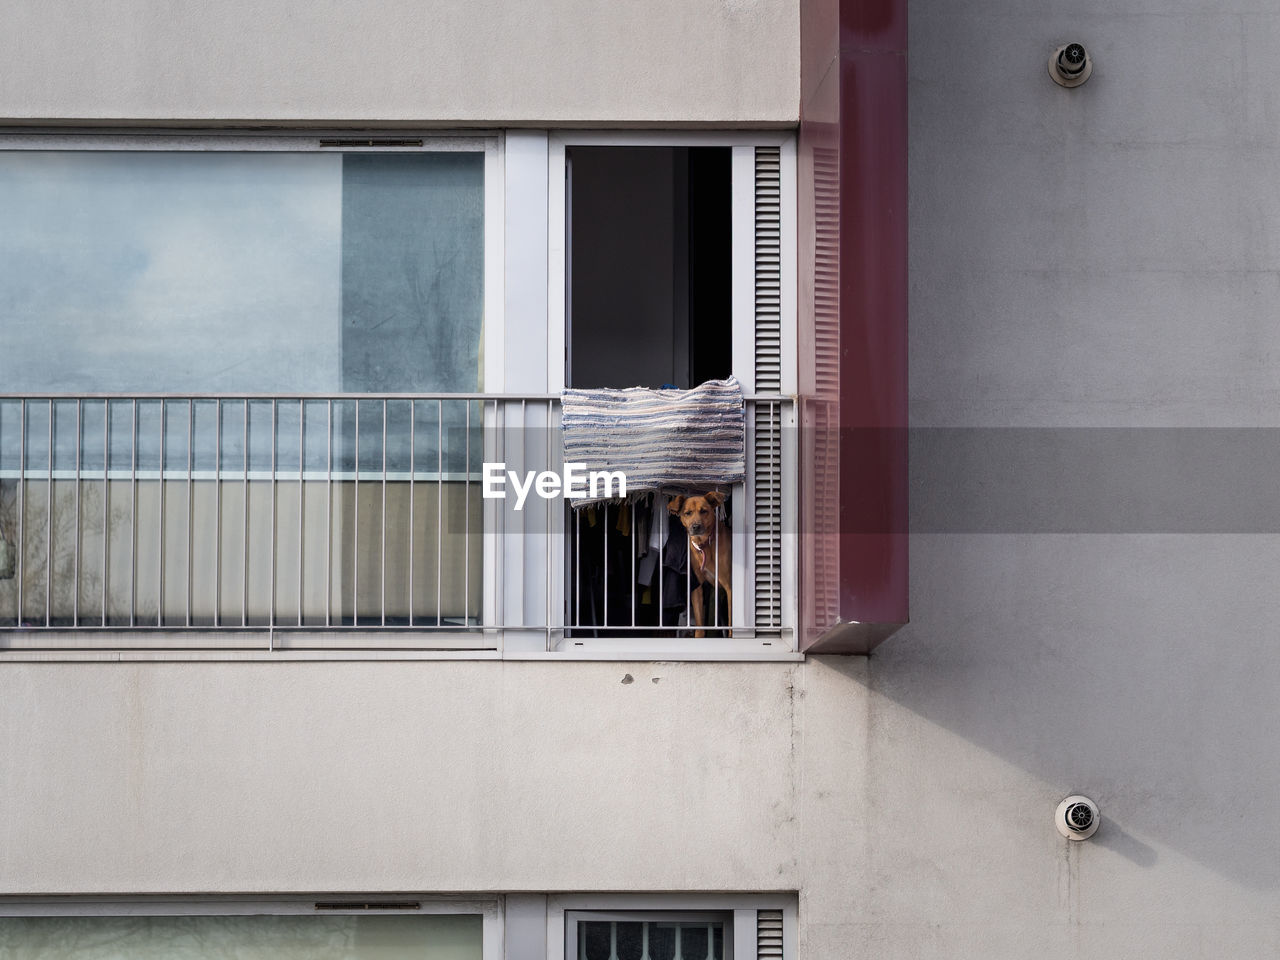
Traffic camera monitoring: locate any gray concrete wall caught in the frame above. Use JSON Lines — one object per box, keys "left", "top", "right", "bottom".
{"left": 0, "top": 661, "right": 810, "bottom": 893}
{"left": 0, "top": 1, "right": 798, "bottom": 126}
{"left": 809, "top": 0, "right": 1280, "bottom": 956}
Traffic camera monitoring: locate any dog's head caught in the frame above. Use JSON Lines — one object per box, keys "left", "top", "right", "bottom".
{"left": 668, "top": 491, "right": 726, "bottom": 540}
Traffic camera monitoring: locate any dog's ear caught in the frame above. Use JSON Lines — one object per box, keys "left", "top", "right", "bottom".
{"left": 703, "top": 491, "right": 726, "bottom": 509}
{"left": 667, "top": 495, "right": 686, "bottom": 515}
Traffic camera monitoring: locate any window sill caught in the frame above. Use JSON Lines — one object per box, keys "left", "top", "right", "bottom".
{"left": 0, "top": 629, "right": 801, "bottom": 662}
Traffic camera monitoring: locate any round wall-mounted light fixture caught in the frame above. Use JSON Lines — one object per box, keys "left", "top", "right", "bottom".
{"left": 1049, "top": 42, "right": 1093, "bottom": 87}
{"left": 1056, "top": 795, "right": 1100, "bottom": 840}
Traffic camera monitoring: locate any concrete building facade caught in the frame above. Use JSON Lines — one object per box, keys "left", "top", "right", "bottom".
{"left": 0, "top": 1, "right": 1277, "bottom": 958}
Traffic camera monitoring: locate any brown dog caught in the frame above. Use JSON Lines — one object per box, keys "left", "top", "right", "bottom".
{"left": 668, "top": 492, "right": 732, "bottom": 637}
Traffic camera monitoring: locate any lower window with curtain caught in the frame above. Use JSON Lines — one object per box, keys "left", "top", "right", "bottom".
{"left": 567, "top": 913, "right": 729, "bottom": 960}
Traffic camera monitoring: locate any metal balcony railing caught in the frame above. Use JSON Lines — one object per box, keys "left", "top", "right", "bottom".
{"left": 0, "top": 394, "right": 791, "bottom": 652}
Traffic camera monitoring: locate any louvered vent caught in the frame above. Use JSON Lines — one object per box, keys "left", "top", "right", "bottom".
{"left": 812, "top": 145, "right": 840, "bottom": 400}
{"left": 755, "top": 146, "right": 783, "bottom": 393}
{"left": 753, "top": 146, "right": 784, "bottom": 630}
{"left": 811, "top": 145, "right": 841, "bottom": 629}
{"left": 757, "top": 909, "right": 785, "bottom": 959}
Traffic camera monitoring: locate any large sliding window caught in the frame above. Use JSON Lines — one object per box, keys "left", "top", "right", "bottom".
{"left": 0, "top": 137, "right": 496, "bottom": 634}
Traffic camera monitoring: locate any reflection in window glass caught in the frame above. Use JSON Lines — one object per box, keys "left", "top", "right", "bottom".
{"left": 0, "top": 150, "right": 484, "bottom": 395}
{"left": 0, "top": 913, "right": 483, "bottom": 960}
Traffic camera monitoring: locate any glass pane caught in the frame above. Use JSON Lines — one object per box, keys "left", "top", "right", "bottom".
{"left": 0, "top": 913, "right": 482, "bottom": 960}
{"left": 581, "top": 922, "right": 612, "bottom": 960}
{"left": 0, "top": 150, "right": 484, "bottom": 394}
{"left": 341, "top": 153, "right": 484, "bottom": 393}
{"left": 615, "top": 922, "right": 644, "bottom": 960}
{"left": 648, "top": 924, "right": 675, "bottom": 960}
{"left": 682, "top": 925, "right": 709, "bottom": 959}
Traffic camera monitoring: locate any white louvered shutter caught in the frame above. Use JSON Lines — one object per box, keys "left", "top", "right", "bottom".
{"left": 756, "top": 909, "right": 785, "bottom": 959}
{"left": 752, "top": 146, "right": 784, "bottom": 631}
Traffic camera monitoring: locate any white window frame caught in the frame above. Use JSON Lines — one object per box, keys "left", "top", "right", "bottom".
{"left": 566, "top": 911, "right": 734, "bottom": 960}
{"left": 0, "top": 895, "right": 503, "bottom": 960}
{"left": 547, "top": 894, "right": 797, "bottom": 960}
{"left": 540, "top": 131, "right": 798, "bottom": 658}
{"left": 0, "top": 130, "right": 510, "bottom": 660}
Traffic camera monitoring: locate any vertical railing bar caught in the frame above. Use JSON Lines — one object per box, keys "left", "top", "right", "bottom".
{"left": 686, "top": 517, "right": 692, "bottom": 635}
{"left": 298, "top": 398, "right": 304, "bottom": 627}
{"left": 269, "top": 398, "right": 278, "bottom": 628}
{"left": 674, "top": 924, "right": 683, "bottom": 960}
{"left": 704, "top": 923, "right": 714, "bottom": 960}
{"left": 641, "top": 923, "right": 650, "bottom": 960}
{"left": 353, "top": 400, "right": 360, "bottom": 626}
{"left": 468, "top": 399, "right": 473, "bottom": 632}
{"left": 45, "top": 400, "right": 53, "bottom": 627}
{"left": 630, "top": 481, "right": 636, "bottom": 630}
{"left": 574, "top": 506, "right": 580, "bottom": 628}
{"left": 499, "top": 400, "right": 506, "bottom": 629}
{"left": 380, "top": 398, "right": 388, "bottom": 628}
{"left": 186, "top": 399, "right": 193, "bottom": 628}
{"left": 214, "top": 398, "right": 222, "bottom": 627}
{"left": 73, "top": 399, "right": 81, "bottom": 627}
{"left": 546, "top": 399, "right": 553, "bottom": 637}
{"left": 436, "top": 398, "right": 443, "bottom": 628}
{"left": 129, "top": 397, "right": 137, "bottom": 628}
{"left": 101, "top": 400, "right": 108, "bottom": 626}
{"left": 16, "top": 399, "right": 24, "bottom": 628}
{"left": 157, "top": 399, "right": 166, "bottom": 626}
{"left": 408, "top": 399, "right": 416, "bottom": 627}
{"left": 241, "top": 399, "right": 248, "bottom": 628}
{"left": 610, "top": 920, "right": 618, "bottom": 960}
{"left": 602, "top": 499, "right": 608, "bottom": 628}
{"left": 658, "top": 493, "right": 663, "bottom": 631}
{"left": 325, "top": 399, "right": 332, "bottom": 629}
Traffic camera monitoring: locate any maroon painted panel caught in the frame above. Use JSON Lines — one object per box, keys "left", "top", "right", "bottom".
{"left": 840, "top": 0, "right": 906, "bottom": 53}
{"left": 837, "top": 48, "right": 908, "bottom": 633}
{"left": 797, "top": 0, "right": 908, "bottom": 653}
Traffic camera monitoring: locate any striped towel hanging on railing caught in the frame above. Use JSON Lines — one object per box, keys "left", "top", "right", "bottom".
{"left": 560, "top": 376, "right": 746, "bottom": 505}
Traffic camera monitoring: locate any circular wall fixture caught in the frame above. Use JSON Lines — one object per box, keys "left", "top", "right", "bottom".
{"left": 1056, "top": 795, "right": 1100, "bottom": 840}
{"left": 1049, "top": 42, "right": 1093, "bottom": 87}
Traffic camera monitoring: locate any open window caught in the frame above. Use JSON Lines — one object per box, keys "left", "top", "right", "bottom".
{"left": 563, "top": 146, "right": 735, "bottom": 640}
{"left": 566, "top": 146, "right": 732, "bottom": 390}
{"left": 552, "top": 136, "right": 795, "bottom": 650}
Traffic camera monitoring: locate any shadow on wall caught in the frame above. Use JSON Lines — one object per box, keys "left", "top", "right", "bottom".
{"left": 854, "top": 533, "right": 1280, "bottom": 890}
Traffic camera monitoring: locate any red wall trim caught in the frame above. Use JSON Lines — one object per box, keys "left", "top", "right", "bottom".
{"left": 798, "top": 0, "right": 909, "bottom": 653}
